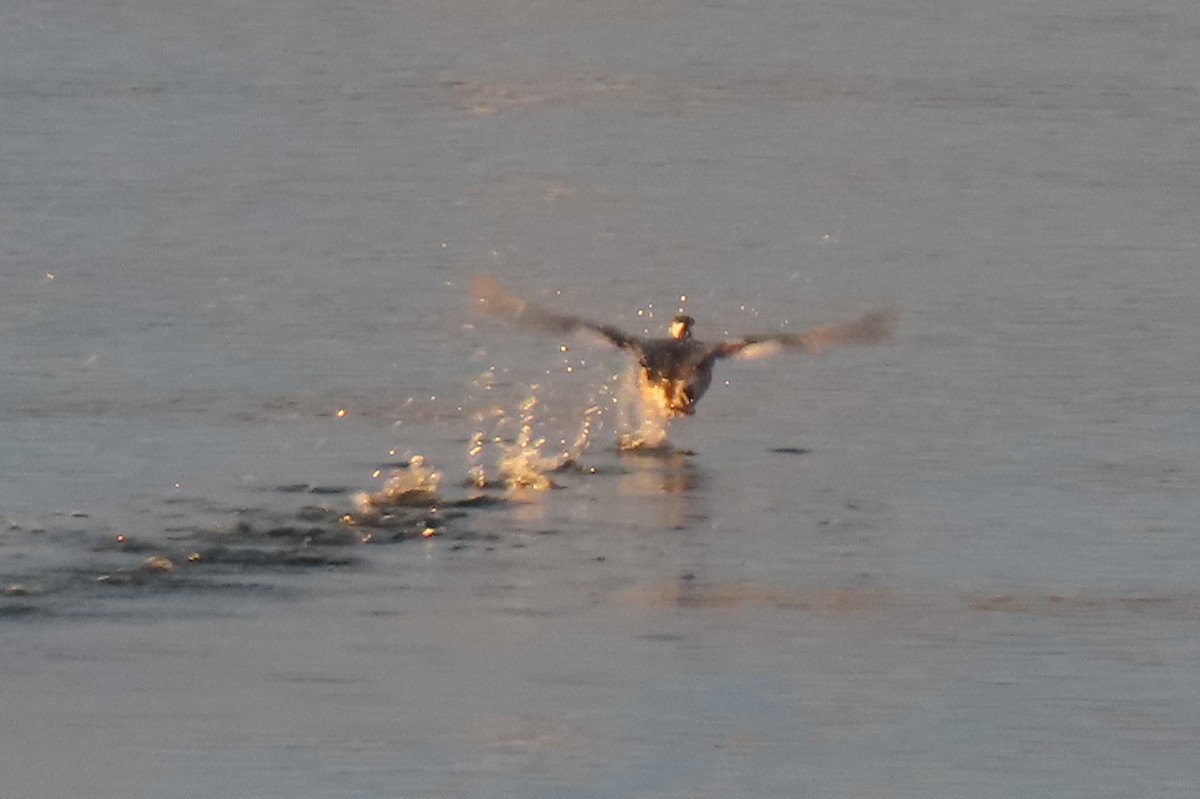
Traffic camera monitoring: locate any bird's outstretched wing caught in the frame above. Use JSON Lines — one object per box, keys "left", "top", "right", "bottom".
{"left": 711, "top": 309, "right": 897, "bottom": 361}
{"left": 470, "top": 276, "right": 639, "bottom": 351}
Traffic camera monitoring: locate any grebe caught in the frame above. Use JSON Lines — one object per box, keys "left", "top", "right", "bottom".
{"left": 471, "top": 276, "right": 895, "bottom": 418}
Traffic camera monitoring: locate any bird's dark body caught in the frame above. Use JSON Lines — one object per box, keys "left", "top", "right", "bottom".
{"left": 624, "top": 338, "right": 716, "bottom": 416}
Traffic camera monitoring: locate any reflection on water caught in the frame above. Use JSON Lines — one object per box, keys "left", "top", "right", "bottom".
{"left": 618, "top": 448, "right": 702, "bottom": 495}
{"left": 618, "top": 447, "right": 707, "bottom": 530}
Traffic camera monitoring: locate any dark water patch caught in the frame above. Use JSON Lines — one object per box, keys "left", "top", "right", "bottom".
{"left": 276, "top": 483, "right": 316, "bottom": 494}
{"left": 91, "top": 568, "right": 266, "bottom": 592}
{"left": 2, "top": 468, "right": 539, "bottom": 623}
{"left": 273, "top": 484, "right": 351, "bottom": 495}
{"left": 434, "top": 509, "right": 473, "bottom": 523}
{"left": 637, "top": 632, "right": 689, "bottom": 642}
{"left": 770, "top": 447, "right": 811, "bottom": 455}
{"left": 193, "top": 545, "right": 356, "bottom": 570}
{"left": 308, "top": 485, "right": 349, "bottom": 495}
{"left": 0, "top": 602, "right": 43, "bottom": 619}
{"left": 460, "top": 531, "right": 502, "bottom": 543}
{"left": 296, "top": 505, "right": 340, "bottom": 522}
{"left": 1, "top": 557, "right": 320, "bottom": 621}
{"left": 373, "top": 459, "right": 413, "bottom": 471}
{"left": 615, "top": 444, "right": 696, "bottom": 458}
{"left": 448, "top": 495, "right": 509, "bottom": 509}
{"left": 261, "top": 525, "right": 358, "bottom": 546}
{"left": 16, "top": 564, "right": 301, "bottom": 604}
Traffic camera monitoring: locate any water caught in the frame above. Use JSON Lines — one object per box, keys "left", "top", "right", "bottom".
{"left": 3, "top": 1, "right": 1200, "bottom": 796}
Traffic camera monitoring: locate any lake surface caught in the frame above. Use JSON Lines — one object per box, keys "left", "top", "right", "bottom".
{"left": 3, "top": 1, "right": 1199, "bottom": 796}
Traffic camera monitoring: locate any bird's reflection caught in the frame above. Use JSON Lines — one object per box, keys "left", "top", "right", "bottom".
{"left": 617, "top": 448, "right": 707, "bottom": 530}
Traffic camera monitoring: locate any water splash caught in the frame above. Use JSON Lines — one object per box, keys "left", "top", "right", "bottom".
{"left": 615, "top": 365, "right": 676, "bottom": 451}
{"left": 496, "top": 394, "right": 558, "bottom": 491}
{"left": 468, "top": 389, "right": 603, "bottom": 492}
{"left": 466, "top": 430, "right": 489, "bottom": 489}
{"left": 352, "top": 455, "right": 442, "bottom": 518}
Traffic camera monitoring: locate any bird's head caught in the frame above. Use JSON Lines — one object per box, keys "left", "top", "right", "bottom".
{"left": 669, "top": 314, "right": 695, "bottom": 341}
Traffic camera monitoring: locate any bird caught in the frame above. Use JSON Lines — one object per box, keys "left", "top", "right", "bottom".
{"left": 470, "top": 276, "right": 896, "bottom": 418}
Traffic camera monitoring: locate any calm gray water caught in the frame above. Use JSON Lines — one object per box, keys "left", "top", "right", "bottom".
{"left": 3, "top": 1, "right": 1200, "bottom": 796}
